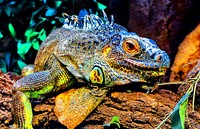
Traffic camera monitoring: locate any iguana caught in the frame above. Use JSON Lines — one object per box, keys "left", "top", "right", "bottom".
{"left": 12, "top": 11, "right": 170, "bottom": 129}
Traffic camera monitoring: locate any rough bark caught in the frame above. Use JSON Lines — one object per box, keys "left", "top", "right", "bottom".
{"left": 0, "top": 72, "right": 20, "bottom": 129}
{"left": 0, "top": 70, "right": 200, "bottom": 129}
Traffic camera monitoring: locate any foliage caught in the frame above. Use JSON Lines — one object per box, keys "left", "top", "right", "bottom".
{"left": 155, "top": 71, "right": 200, "bottom": 129}
{"left": 171, "top": 92, "right": 189, "bottom": 129}
{"left": 0, "top": 32, "right": 3, "bottom": 39}
{"left": 0, "top": 0, "right": 107, "bottom": 74}
{"left": 103, "top": 116, "right": 120, "bottom": 128}
{"left": 8, "top": 23, "right": 16, "bottom": 38}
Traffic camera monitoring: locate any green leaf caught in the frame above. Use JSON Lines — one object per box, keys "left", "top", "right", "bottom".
{"left": 33, "top": 41, "right": 40, "bottom": 50}
{"left": 24, "top": 29, "right": 33, "bottom": 37}
{"left": 0, "top": 32, "right": 3, "bottom": 38}
{"left": 45, "top": 8, "right": 57, "bottom": 17}
{"left": 29, "top": 6, "right": 44, "bottom": 27}
{"left": 43, "top": 0, "right": 47, "bottom": 3}
{"left": 51, "top": 20, "right": 56, "bottom": 24}
{"left": 110, "top": 116, "right": 120, "bottom": 128}
{"left": 37, "top": 17, "right": 46, "bottom": 25}
{"left": 52, "top": 26, "right": 57, "bottom": 31}
{"left": 171, "top": 93, "right": 190, "bottom": 129}
{"left": 38, "top": 29, "right": 46, "bottom": 41}
{"left": 126, "top": 90, "right": 132, "bottom": 93}
{"left": 179, "top": 98, "right": 188, "bottom": 128}
{"left": 30, "top": 19, "right": 36, "bottom": 27}
{"left": 5, "top": 52, "right": 11, "bottom": 68}
{"left": 17, "top": 41, "right": 32, "bottom": 59}
{"left": 111, "top": 116, "right": 120, "bottom": 123}
{"left": 5, "top": 6, "right": 11, "bottom": 16}
{"left": 0, "top": 58, "right": 7, "bottom": 73}
{"left": 8, "top": 23, "right": 16, "bottom": 38}
{"left": 17, "top": 60, "right": 27, "bottom": 70}
{"left": 103, "top": 116, "right": 120, "bottom": 128}
{"left": 27, "top": 31, "right": 39, "bottom": 41}
{"left": 97, "top": 2, "right": 107, "bottom": 10}
{"left": 55, "top": 1, "right": 62, "bottom": 8}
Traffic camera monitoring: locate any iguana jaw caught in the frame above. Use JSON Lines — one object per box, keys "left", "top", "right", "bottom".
{"left": 107, "top": 57, "right": 169, "bottom": 84}
{"left": 124, "top": 58, "right": 170, "bottom": 70}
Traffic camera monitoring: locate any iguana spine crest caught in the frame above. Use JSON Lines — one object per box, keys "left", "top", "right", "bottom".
{"left": 62, "top": 10, "right": 127, "bottom": 31}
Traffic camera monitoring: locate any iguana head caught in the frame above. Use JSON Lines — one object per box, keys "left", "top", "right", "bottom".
{"left": 57, "top": 12, "right": 170, "bottom": 87}
{"left": 89, "top": 31, "right": 170, "bottom": 86}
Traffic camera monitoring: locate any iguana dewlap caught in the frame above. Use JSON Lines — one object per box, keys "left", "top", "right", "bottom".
{"left": 12, "top": 12, "right": 170, "bottom": 129}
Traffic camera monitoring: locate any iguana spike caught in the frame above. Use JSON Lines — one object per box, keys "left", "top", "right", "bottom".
{"left": 70, "top": 15, "right": 79, "bottom": 28}
{"left": 102, "top": 10, "right": 109, "bottom": 24}
{"left": 63, "top": 11, "right": 117, "bottom": 30}
{"left": 83, "top": 15, "right": 91, "bottom": 30}
{"left": 92, "top": 14, "right": 104, "bottom": 25}
{"left": 110, "top": 15, "right": 114, "bottom": 26}
{"left": 63, "top": 13, "right": 70, "bottom": 25}
{"left": 62, "top": 13, "right": 69, "bottom": 18}
{"left": 90, "top": 14, "right": 101, "bottom": 27}
{"left": 87, "top": 15, "right": 94, "bottom": 28}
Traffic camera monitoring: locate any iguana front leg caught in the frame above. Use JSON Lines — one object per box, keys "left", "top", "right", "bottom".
{"left": 12, "top": 61, "right": 76, "bottom": 129}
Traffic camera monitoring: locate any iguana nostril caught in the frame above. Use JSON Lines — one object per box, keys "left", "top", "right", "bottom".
{"left": 156, "top": 55, "right": 162, "bottom": 63}
{"left": 151, "top": 53, "right": 162, "bottom": 63}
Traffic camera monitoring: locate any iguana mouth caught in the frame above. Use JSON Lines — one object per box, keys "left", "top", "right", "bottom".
{"left": 111, "top": 58, "right": 168, "bottom": 82}
{"left": 125, "top": 59, "right": 168, "bottom": 82}
{"left": 124, "top": 58, "right": 169, "bottom": 70}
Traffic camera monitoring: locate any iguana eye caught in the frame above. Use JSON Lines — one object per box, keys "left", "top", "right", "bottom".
{"left": 122, "top": 38, "right": 140, "bottom": 54}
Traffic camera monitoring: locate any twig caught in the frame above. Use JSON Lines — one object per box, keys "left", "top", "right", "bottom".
{"left": 155, "top": 112, "right": 173, "bottom": 129}
{"left": 155, "top": 70, "right": 200, "bottom": 128}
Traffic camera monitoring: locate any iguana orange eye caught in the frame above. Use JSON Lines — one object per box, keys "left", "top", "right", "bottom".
{"left": 122, "top": 38, "right": 140, "bottom": 54}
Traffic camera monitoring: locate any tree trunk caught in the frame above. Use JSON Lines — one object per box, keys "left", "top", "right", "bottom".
{"left": 0, "top": 70, "right": 199, "bottom": 129}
